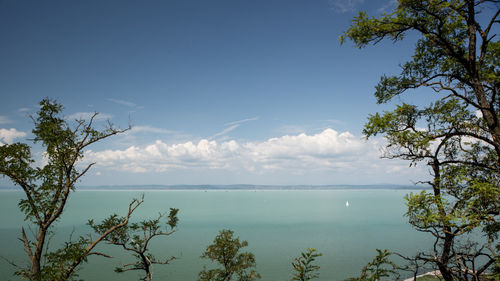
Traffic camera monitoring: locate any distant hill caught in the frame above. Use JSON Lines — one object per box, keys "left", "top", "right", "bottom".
{"left": 78, "top": 184, "right": 428, "bottom": 190}
{"left": 0, "top": 184, "right": 430, "bottom": 191}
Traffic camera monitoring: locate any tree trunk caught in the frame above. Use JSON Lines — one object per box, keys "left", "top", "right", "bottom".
{"left": 466, "top": 1, "right": 500, "bottom": 158}
{"left": 431, "top": 160, "right": 455, "bottom": 281}
{"left": 141, "top": 253, "right": 153, "bottom": 281}
{"left": 473, "top": 81, "right": 500, "bottom": 158}
{"left": 438, "top": 264, "right": 454, "bottom": 281}
{"left": 29, "top": 226, "right": 48, "bottom": 280}
{"left": 438, "top": 232, "right": 455, "bottom": 281}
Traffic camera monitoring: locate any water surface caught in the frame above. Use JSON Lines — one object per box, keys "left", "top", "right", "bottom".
{"left": 0, "top": 189, "right": 431, "bottom": 280}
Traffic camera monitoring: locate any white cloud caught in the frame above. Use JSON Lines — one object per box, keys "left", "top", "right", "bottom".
{"left": 82, "top": 128, "right": 414, "bottom": 177}
{"left": 0, "top": 128, "right": 27, "bottom": 145}
{"left": 66, "top": 112, "right": 113, "bottom": 121}
{"left": 245, "top": 129, "right": 363, "bottom": 160}
{"left": 329, "top": 0, "right": 364, "bottom": 13}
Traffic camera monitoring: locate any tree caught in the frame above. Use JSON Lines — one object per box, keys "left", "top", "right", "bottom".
{"left": 291, "top": 248, "right": 322, "bottom": 281}
{"left": 341, "top": 1, "right": 499, "bottom": 280}
{"left": 345, "top": 249, "right": 398, "bottom": 281}
{"left": 89, "top": 207, "right": 179, "bottom": 281}
{"left": 0, "top": 98, "right": 140, "bottom": 281}
{"left": 198, "top": 229, "right": 260, "bottom": 281}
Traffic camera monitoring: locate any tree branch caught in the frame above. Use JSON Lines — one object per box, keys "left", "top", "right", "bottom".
{"left": 62, "top": 196, "right": 144, "bottom": 279}
{"left": 21, "top": 227, "right": 33, "bottom": 261}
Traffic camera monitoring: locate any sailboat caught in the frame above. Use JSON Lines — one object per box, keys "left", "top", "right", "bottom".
{"left": 345, "top": 200, "right": 350, "bottom": 207}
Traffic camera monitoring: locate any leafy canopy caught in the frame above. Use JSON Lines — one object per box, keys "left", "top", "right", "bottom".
{"left": 291, "top": 248, "right": 322, "bottom": 281}
{"left": 0, "top": 98, "right": 134, "bottom": 281}
{"left": 342, "top": 1, "right": 499, "bottom": 280}
{"left": 199, "top": 229, "right": 260, "bottom": 281}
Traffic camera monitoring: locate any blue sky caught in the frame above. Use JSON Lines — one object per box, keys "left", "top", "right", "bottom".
{"left": 0, "top": 0, "right": 430, "bottom": 186}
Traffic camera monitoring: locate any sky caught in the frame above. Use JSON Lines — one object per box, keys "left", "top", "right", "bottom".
{"left": 0, "top": 0, "right": 431, "bottom": 186}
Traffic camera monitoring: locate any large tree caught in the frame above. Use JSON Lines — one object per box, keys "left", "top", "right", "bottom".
{"left": 341, "top": 0, "right": 499, "bottom": 280}
{"left": 0, "top": 98, "right": 141, "bottom": 280}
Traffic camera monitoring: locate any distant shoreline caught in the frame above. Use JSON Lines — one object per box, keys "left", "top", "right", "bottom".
{"left": 0, "top": 184, "right": 431, "bottom": 191}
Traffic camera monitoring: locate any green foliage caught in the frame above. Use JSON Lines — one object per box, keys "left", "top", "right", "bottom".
{"left": 199, "top": 229, "right": 260, "bottom": 281}
{"left": 493, "top": 244, "right": 500, "bottom": 279}
{"left": 340, "top": 0, "right": 498, "bottom": 104}
{"left": 291, "top": 248, "right": 322, "bottom": 281}
{"left": 0, "top": 98, "right": 131, "bottom": 281}
{"left": 343, "top": 1, "right": 499, "bottom": 280}
{"left": 345, "top": 249, "right": 398, "bottom": 281}
{"left": 90, "top": 207, "right": 179, "bottom": 281}
{"left": 40, "top": 237, "right": 90, "bottom": 281}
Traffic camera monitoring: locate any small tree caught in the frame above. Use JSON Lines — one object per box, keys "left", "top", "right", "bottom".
{"left": 0, "top": 98, "right": 139, "bottom": 281}
{"left": 345, "top": 249, "right": 398, "bottom": 281}
{"left": 90, "top": 207, "right": 179, "bottom": 281}
{"left": 198, "top": 229, "right": 260, "bottom": 281}
{"left": 291, "top": 248, "right": 322, "bottom": 281}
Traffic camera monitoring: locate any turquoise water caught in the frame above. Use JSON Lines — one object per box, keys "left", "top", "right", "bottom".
{"left": 0, "top": 190, "right": 432, "bottom": 280}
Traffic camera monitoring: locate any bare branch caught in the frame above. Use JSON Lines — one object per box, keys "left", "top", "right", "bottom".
{"left": 21, "top": 228, "right": 33, "bottom": 261}
{"left": 152, "top": 256, "right": 176, "bottom": 265}
{"left": 70, "top": 162, "right": 95, "bottom": 186}
{"left": 0, "top": 255, "right": 21, "bottom": 269}
{"left": 88, "top": 252, "right": 113, "bottom": 258}
{"left": 62, "top": 196, "right": 144, "bottom": 279}
{"left": 478, "top": 7, "right": 500, "bottom": 65}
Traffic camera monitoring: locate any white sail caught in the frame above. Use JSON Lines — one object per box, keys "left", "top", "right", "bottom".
{"left": 346, "top": 200, "right": 349, "bottom": 207}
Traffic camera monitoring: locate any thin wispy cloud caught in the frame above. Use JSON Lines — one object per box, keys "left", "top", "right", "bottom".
{"left": 377, "top": 0, "right": 397, "bottom": 14}
{"left": 323, "top": 119, "right": 344, "bottom": 125}
{"left": 0, "top": 116, "right": 12, "bottom": 124}
{"left": 116, "top": 125, "right": 192, "bottom": 149}
{"left": 329, "top": 0, "right": 364, "bottom": 13}
{"left": 17, "top": 107, "right": 31, "bottom": 113}
{"left": 130, "top": 125, "right": 177, "bottom": 134}
{"left": 107, "top": 98, "right": 137, "bottom": 108}
{"left": 213, "top": 124, "right": 240, "bottom": 138}
{"left": 211, "top": 117, "right": 259, "bottom": 139}
{"left": 225, "top": 116, "right": 259, "bottom": 126}
{"left": 66, "top": 112, "right": 113, "bottom": 121}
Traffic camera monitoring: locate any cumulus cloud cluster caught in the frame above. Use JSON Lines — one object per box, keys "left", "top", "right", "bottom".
{"left": 84, "top": 128, "right": 395, "bottom": 175}
{"left": 0, "top": 128, "right": 27, "bottom": 145}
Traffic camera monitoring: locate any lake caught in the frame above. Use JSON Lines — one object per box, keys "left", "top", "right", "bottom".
{"left": 0, "top": 189, "right": 432, "bottom": 280}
